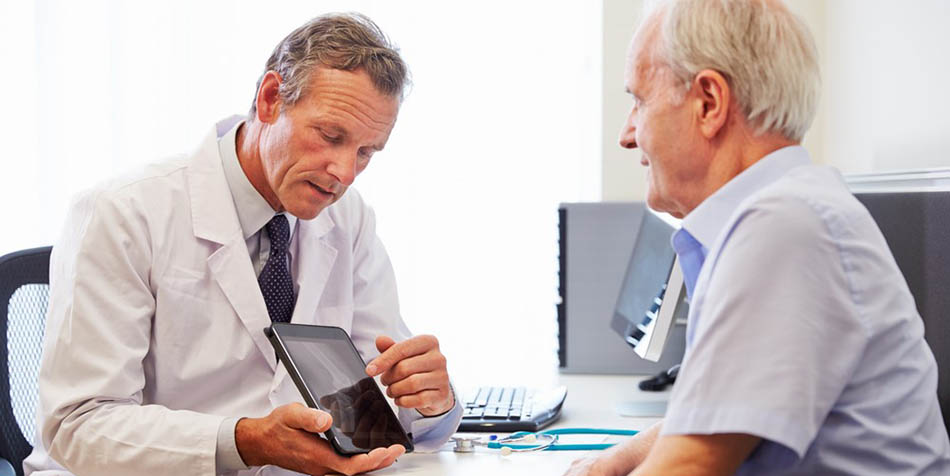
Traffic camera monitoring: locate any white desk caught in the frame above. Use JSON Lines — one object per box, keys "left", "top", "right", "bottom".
{"left": 374, "top": 374, "right": 669, "bottom": 475}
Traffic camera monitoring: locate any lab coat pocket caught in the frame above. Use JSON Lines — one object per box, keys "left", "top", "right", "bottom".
{"left": 153, "top": 269, "right": 220, "bottom": 355}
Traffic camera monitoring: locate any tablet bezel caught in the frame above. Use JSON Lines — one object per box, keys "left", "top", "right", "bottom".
{"left": 264, "top": 323, "right": 415, "bottom": 455}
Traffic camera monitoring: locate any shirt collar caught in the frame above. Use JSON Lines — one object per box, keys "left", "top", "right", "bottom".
{"left": 218, "top": 117, "right": 298, "bottom": 239}
{"left": 681, "top": 145, "right": 811, "bottom": 250}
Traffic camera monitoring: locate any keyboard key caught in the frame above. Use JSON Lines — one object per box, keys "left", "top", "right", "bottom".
{"left": 484, "top": 406, "right": 509, "bottom": 419}
{"left": 513, "top": 388, "right": 526, "bottom": 406}
{"left": 487, "top": 387, "right": 503, "bottom": 405}
{"left": 500, "top": 387, "right": 514, "bottom": 406}
{"left": 464, "top": 388, "right": 483, "bottom": 407}
{"left": 475, "top": 388, "right": 491, "bottom": 407}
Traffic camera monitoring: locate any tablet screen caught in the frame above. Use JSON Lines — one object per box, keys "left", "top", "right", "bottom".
{"left": 275, "top": 326, "right": 413, "bottom": 454}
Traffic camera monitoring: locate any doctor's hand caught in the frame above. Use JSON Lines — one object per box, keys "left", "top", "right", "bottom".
{"left": 235, "top": 402, "right": 405, "bottom": 476}
{"left": 366, "top": 335, "right": 455, "bottom": 416}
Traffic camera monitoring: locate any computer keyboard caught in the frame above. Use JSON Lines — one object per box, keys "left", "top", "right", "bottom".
{"left": 459, "top": 386, "right": 568, "bottom": 432}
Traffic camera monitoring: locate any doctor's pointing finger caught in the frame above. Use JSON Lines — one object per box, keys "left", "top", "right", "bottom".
{"left": 367, "top": 334, "right": 456, "bottom": 417}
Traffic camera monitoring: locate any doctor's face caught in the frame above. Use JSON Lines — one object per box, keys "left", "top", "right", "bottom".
{"left": 257, "top": 67, "right": 399, "bottom": 220}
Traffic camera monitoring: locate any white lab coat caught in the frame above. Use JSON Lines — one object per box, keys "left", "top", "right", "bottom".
{"left": 24, "top": 123, "right": 457, "bottom": 475}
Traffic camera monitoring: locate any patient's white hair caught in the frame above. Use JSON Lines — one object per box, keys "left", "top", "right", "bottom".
{"left": 646, "top": 0, "right": 820, "bottom": 142}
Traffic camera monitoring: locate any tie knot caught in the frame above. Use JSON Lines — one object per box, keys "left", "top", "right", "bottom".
{"left": 265, "top": 214, "right": 291, "bottom": 252}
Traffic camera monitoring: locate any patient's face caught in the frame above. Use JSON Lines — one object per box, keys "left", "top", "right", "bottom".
{"left": 618, "top": 19, "right": 705, "bottom": 219}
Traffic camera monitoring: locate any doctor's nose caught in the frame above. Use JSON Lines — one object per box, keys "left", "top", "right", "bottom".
{"left": 326, "top": 151, "right": 357, "bottom": 187}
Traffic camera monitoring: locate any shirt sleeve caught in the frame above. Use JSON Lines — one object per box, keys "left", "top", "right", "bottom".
{"left": 399, "top": 384, "right": 463, "bottom": 452}
{"left": 662, "top": 195, "right": 869, "bottom": 460}
{"left": 215, "top": 417, "right": 248, "bottom": 474}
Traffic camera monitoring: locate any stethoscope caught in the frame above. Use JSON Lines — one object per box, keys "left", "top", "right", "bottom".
{"left": 451, "top": 428, "right": 639, "bottom": 455}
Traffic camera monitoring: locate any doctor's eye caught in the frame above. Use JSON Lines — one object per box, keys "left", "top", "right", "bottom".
{"left": 317, "top": 128, "right": 343, "bottom": 144}
{"left": 358, "top": 147, "right": 374, "bottom": 160}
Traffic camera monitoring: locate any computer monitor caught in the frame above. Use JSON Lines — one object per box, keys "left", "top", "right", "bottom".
{"left": 610, "top": 209, "right": 689, "bottom": 363}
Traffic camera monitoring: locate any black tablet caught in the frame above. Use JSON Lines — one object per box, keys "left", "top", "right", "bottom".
{"left": 264, "top": 323, "right": 414, "bottom": 455}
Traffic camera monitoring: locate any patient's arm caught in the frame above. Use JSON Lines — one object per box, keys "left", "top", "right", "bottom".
{"left": 631, "top": 432, "right": 760, "bottom": 476}
{"left": 562, "top": 421, "right": 662, "bottom": 476}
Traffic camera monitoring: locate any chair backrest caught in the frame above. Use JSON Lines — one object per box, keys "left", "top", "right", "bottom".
{"left": 854, "top": 192, "right": 950, "bottom": 433}
{"left": 0, "top": 247, "right": 51, "bottom": 476}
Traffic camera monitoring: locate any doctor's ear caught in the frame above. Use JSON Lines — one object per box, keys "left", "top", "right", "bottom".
{"left": 255, "top": 71, "right": 284, "bottom": 124}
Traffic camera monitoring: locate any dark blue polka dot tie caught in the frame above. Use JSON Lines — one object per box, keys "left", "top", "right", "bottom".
{"left": 259, "top": 214, "right": 296, "bottom": 323}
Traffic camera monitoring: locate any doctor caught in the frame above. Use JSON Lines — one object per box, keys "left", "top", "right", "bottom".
{"left": 25, "top": 13, "right": 461, "bottom": 476}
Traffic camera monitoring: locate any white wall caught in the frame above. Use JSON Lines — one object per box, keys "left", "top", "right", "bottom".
{"left": 601, "top": 0, "right": 645, "bottom": 201}
{"left": 0, "top": 1, "right": 603, "bottom": 388}
{"left": 600, "top": 0, "right": 950, "bottom": 200}
{"left": 822, "top": 0, "right": 950, "bottom": 173}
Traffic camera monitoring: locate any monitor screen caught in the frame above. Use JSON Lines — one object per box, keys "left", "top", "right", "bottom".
{"left": 610, "top": 209, "right": 689, "bottom": 362}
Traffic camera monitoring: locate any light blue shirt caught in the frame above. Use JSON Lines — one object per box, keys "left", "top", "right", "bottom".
{"left": 663, "top": 146, "right": 950, "bottom": 475}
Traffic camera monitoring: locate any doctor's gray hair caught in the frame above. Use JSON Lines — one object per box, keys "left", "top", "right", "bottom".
{"left": 249, "top": 12, "right": 409, "bottom": 117}
{"left": 647, "top": 0, "right": 820, "bottom": 142}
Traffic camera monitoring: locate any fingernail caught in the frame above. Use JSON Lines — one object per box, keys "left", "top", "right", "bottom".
{"left": 316, "top": 413, "right": 330, "bottom": 427}
{"left": 366, "top": 364, "right": 378, "bottom": 375}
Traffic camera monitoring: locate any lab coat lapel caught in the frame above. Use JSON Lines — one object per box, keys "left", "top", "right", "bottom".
{"left": 208, "top": 243, "right": 276, "bottom": 370}
{"left": 187, "top": 127, "right": 277, "bottom": 371}
{"left": 291, "top": 213, "right": 337, "bottom": 324}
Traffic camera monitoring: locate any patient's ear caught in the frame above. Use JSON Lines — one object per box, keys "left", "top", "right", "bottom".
{"left": 255, "top": 71, "right": 284, "bottom": 124}
{"left": 691, "top": 69, "right": 730, "bottom": 139}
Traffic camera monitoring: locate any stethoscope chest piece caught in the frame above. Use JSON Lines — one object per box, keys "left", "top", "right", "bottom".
{"left": 451, "top": 436, "right": 478, "bottom": 453}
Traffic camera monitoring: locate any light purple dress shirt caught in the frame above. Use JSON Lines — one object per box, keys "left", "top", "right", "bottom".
{"left": 664, "top": 146, "right": 950, "bottom": 475}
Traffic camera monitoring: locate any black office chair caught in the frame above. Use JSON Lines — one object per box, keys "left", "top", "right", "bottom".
{"left": 0, "top": 247, "right": 51, "bottom": 476}
{"left": 856, "top": 192, "right": 950, "bottom": 434}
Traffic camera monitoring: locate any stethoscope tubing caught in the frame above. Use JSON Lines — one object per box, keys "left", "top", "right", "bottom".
{"left": 488, "top": 428, "right": 639, "bottom": 452}
{"left": 539, "top": 428, "right": 640, "bottom": 436}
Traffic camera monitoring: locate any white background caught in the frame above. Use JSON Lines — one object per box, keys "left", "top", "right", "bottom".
{"left": 0, "top": 0, "right": 601, "bottom": 387}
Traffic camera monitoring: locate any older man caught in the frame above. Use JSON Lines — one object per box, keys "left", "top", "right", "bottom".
{"left": 24, "top": 13, "right": 460, "bottom": 476}
{"left": 566, "top": 0, "right": 950, "bottom": 475}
